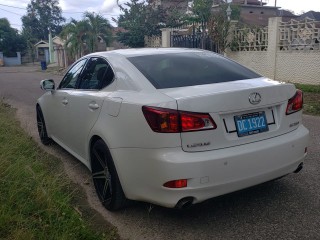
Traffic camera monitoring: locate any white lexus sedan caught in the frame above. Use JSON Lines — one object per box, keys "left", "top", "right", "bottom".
{"left": 37, "top": 48, "right": 309, "bottom": 211}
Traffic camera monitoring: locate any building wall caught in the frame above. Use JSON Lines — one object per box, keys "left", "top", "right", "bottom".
{"left": 241, "top": 6, "right": 277, "bottom": 15}
{"left": 0, "top": 52, "right": 22, "bottom": 66}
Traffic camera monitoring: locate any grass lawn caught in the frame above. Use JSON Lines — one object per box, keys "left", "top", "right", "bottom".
{"left": 295, "top": 83, "right": 320, "bottom": 116}
{"left": 0, "top": 102, "right": 119, "bottom": 240}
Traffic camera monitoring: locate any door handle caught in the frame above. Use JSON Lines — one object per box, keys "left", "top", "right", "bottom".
{"left": 62, "top": 99, "right": 68, "bottom": 105}
{"left": 89, "top": 103, "right": 99, "bottom": 110}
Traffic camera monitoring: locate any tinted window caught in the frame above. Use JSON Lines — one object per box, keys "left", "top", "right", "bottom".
{"left": 79, "top": 57, "right": 114, "bottom": 90}
{"left": 59, "top": 59, "right": 87, "bottom": 89}
{"left": 128, "top": 52, "right": 261, "bottom": 89}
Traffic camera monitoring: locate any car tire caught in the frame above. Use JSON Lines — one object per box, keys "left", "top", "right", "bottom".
{"left": 91, "top": 139, "right": 127, "bottom": 211}
{"left": 36, "top": 105, "right": 53, "bottom": 145}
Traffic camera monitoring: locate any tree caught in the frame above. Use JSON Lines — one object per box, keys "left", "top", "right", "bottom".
{"left": 116, "top": 0, "right": 148, "bottom": 48}
{"left": 192, "top": 0, "right": 214, "bottom": 23}
{"left": 207, "top": 3, "right": 240, "bottom": 53}
{"left": 60, "top": 19, "right": 89, "bottom": 60}
{"left": 0, "top": 18, "right": 26, "bottom": 56}
{"left": 116, "top": 0, "right": 182, "bottom": 48}
{"left": 21, "top": 0, "right": 65, "bottom": 40}
{"left": 84, "top": 12, "right": 112, "bottom": 53}
{"left": 23, "top": 29, "right": 38, "bottom": 63}
{"left": 60, "top": 13, "right": 112, "bottom": 61}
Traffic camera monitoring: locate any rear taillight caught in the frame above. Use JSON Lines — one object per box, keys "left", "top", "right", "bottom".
{"left": 142, "top": 106, "right": 179, "bottom": 133}
{"left": 180, "top": 111, "right": 217, "bottom": 132}
{"left": 142, "top": 106, "right": 216, "bottom": 133}
{"left": 286, "top": 90, "right": 303, "bottom": 115}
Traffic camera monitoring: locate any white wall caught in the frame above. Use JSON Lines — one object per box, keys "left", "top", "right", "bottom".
{"left": 276, "top": 52, "right": 320, "bottom": 85}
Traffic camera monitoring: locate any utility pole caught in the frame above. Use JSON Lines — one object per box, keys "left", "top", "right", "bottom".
{"left": 275, "top": 0, "right": 277, "bottom": 7}
{"left": 49, "top": 30, "right": 54, "bottom": 63}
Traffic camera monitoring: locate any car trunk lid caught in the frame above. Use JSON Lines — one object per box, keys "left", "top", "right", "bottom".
{"left": 159, "top": 78, "right": 300, "bottom": 152}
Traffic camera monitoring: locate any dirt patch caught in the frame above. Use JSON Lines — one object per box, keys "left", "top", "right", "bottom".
{"left": 303, "top": 92, "right": 320, "bottom": 116}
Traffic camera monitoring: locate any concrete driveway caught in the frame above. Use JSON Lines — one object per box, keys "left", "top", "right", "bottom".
{"left": 0, "top": 65, "right": 319, "bottom": 240}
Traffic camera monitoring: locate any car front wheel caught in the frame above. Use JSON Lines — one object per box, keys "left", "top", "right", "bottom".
{"left": 91, "top": 139, "right": 127, "bottom": 211}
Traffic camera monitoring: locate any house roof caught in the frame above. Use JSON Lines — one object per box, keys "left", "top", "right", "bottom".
{"left": 298, "top": 11, "right": 320, "bottom": 21}
{"left": 232, "top": 0, "right": 267, "bottom": 6}
{"left": 277, "top": 9, "right": 297, "bottom": 17}
{"left": 34, "top": 40, "right": 48, "bottom": 47}
{"left": 34, "top": 37, "right": 64, "bottom": 47}
{"left": 53, "top": 36, "right": 65, "bottom": 46}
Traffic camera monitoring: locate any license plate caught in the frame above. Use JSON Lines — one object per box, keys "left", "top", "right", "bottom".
{"left": 234, "top": 112, "right": 269, "bottom": 137}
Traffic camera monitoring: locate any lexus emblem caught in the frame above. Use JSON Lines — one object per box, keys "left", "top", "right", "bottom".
{"left": 249, "top": 92, "right": 261, "bottom": 105}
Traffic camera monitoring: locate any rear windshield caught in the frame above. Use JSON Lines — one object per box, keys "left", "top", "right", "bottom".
{"left": 127, "top": 52, "right": 261, "bottom": 89}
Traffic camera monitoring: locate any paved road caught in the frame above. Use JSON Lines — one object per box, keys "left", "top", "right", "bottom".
{"left": 0, "top": 66, "right": 319, "bottom": 240}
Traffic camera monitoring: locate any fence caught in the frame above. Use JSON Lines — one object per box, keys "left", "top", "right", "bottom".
{"left": 170, "top": 24, "right": 218, "bottom": 52}
{"left": 144, "top": 35, "right": 162, "bottom": 48}
{"left": 279, "top": 18, "right": 320, "bottom": 51}
{"left": 145, "top": 17, "right": 320, "bottom": 85}
{"left": 145, "top": 24, "right": 218, "bottom": 52}
{"left": 227, "top": 17, "right": 320, "bottom": 85}
{"left": 231, "top": 27, "right": 268, "bottom": 51}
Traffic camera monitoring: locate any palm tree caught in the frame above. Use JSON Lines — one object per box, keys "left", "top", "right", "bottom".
{"left": 84, "top": 12, "right": 112, "bottom": 53}
{"left": 60, "top": 19, "right": 90, "bottom": 60}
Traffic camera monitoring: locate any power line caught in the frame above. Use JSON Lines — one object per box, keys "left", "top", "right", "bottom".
{"left": 0, "top": 3, "right": 119, "bottom": 16}
{"left": 0, "top": 7, "right": 24, "bottom": 16}
{"left": 0, "top": 3, "right": 26, "bottom": 10}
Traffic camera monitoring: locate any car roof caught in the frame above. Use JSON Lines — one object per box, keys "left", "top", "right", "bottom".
{"left": 92, "top": 48, "right": 207, "bottom": 58}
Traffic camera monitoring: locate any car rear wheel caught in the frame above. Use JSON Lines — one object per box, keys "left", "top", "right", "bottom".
{"left": 91, "top": 139, "right": 127, "bottom": 211}
{"left": 36, "top": 105, "right": 52, "bottom": 145}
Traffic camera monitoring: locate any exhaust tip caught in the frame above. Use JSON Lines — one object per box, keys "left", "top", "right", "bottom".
{"left": 175, "top": 197, "right": 194, "bottom": 210}
{"left": 294, "top": 163, "right": 304, "bottom": 173}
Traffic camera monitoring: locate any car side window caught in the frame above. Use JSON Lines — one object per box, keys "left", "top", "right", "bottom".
{"left": 78, "top": 57, "right": 115, "bottom": 90}
{"left": 59, "top": 59, "right": 87, "bottom": 89}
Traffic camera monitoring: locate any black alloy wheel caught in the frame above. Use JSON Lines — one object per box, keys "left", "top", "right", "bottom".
{"left": 36, "top": 105, "right": 52, "bottom": 145}
{"left": 91, "top": 140, "right": 127, "bottom": 211}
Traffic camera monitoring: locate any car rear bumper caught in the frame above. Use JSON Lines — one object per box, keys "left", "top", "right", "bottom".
{"left": 111, "top": 125, "right": 309, "bottom": 208}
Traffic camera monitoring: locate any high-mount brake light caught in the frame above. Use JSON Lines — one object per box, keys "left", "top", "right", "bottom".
{"left": 142, "top": 106, "right": 216, "bottom": 133}
{"left": 286, "top": 90, "right": 303, "bottom": 115}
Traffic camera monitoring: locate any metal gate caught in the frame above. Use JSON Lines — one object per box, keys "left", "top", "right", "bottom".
{"left": 170, "top": 24, "right": 218, "bottom": 52}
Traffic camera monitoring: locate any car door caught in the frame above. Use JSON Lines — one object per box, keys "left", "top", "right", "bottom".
{"left": 60, "top": 57, "right": 116, "bottom": 161}
{"left": 45, "top": 58, "right": 88, "bottom": 144}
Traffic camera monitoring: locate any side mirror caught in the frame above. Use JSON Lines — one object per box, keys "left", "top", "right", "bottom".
{"left": 40, "top": 79, "right": 55, "bottom": 91}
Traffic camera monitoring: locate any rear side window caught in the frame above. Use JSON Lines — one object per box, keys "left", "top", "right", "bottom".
{"left": 127, "top": 52, "right": 261, "bottom": 89}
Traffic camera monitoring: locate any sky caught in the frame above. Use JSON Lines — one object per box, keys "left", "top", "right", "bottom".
{"left": 0, "top": 0, "right": 320, "bottom": 31}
